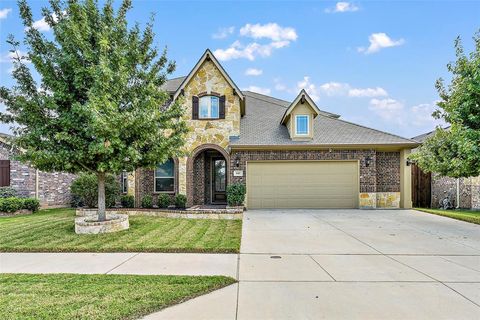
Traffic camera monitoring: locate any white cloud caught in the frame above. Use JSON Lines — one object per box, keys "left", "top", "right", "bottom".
{"left": 28, "top": 12, "right": 65, "bottom": 32}
{"left": 369, "top": 98, "right": 404, "bottom": 123}
{"left": 296, "top": 76, "right": 320, "bottom": 101}
{"left": 31, "top": 17, "right": 51, "bottom": 32}
{"left": 348, "top": 87, "right": 388, "bottom": 97}
{"left": 214, "top": 40, "right": 291, "bottom": 61}
{"left": 242, "top": 86, "right": 271, "bottom": 95}
{"left": 410, "top": 102, "right": 444, "bottom": 127}
{"left": 212, "top": 26, "right": 235, "bottom": 39}
{"left": 214, "top": 23, "right": 297, "bottom": 61}
{"left": 319, "top": 82, "right": 349, "bottom": 96}
{"left": 358, "top": 33, "right": 405, "bottom": 54}
{"left": 245, "top": 68, "right": 263, "bottom": 76}
{"left": 315, "top": 82, "right": 388, "bottom": 97}
{"left": 0, "top": 50, "right": 30, "bottom": 63}
{"left": 0, "top": 8, "right": 12, "bottom": 19}
{"left": 239, "top": 23, "right": 297, "bottom": 42}
{"left": 325, "top": 2, "right": 359, "bottom": 13}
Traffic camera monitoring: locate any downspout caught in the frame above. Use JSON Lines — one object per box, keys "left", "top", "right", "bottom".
{"left": 456, "top": 178, "right": 460, "bottom": 209}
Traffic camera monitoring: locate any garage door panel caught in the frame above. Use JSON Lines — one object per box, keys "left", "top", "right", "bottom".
{"left": 246, "top": 161, "right": 359, "bottom": 209}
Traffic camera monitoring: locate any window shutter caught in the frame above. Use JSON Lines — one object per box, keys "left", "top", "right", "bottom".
{"left": 219, "top": 95, "right": 226, "bottom": 119}
{"left": 0, "top": 160, "right": 10, "bottom": 187}
{"left": 192, "top": 96, "right": 199, "bottom": 119}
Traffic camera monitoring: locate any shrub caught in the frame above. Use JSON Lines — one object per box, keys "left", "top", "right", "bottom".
{"left": 226, "top": 183, "right": 246, "bottom": 207}
{"left": 141, "top": 195, "right": 153, "bottom": 208}
{"left": 174, "top": 194, "right": 187, "bottom": 209}
{"left": 23, "top": 198, "right": 40, "bottom": 212}
{"left": 0, "top": 197, "right": 23, "bottom": 213}
{"left": 157, "top": 194, "right": 171, "bottom": 209}
{"left": 120, "top": 195, "right": 135, "bottom": 208}
{"left": 0, "top": 187, "right": 17, "bottom": 198}
{"left": 0, "top": 197, "right": 40, "bottom": 213}
{"left": 70, "top": 194, "right": 83, "bottom": 208}
{"left": 70, "top": 173, "right": 120, "bottom": 208}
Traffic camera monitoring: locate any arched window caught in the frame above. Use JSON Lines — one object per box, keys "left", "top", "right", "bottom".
{"left": 199, "top": 95, "right": 219, "bottom": 119}
{"left": 154, "top": 159, "right": 175, "bottom": 192}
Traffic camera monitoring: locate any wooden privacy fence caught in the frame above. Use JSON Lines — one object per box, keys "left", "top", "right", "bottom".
{"left": 411, "top": 164, "right": 431, "bottom": 208}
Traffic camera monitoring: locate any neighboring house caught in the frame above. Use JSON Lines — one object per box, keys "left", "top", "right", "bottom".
{"left": 0, "top": 133, "right": 75, "bottom": 207}
{"left": 123, "top": 49, "right": 418, "bottom": 209}
{"left": 412, "top": 129, "right": 480, "bottom": 209}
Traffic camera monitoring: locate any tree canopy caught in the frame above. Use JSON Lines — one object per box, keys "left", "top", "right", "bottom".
{"left": 411, "top": 31, "right": 480, "bottom": 178}
{"left": 0, "top": 0, "right": 188, "bottom": 219}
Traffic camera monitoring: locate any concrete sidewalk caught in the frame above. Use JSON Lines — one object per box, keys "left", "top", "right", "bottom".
{"left": 147, "top": 209, "right": 480, "bottom": 320}
{"left": 0, "top": 252, "right": 238, "bottom": 278}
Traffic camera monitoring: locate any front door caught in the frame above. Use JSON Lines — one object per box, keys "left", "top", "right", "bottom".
{"left": 212, "top": 158, "right": 226, "bottom": 203}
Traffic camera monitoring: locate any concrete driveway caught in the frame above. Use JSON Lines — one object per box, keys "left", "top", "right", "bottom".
{"left": 150, "top": 209, "right": 480, "bottom": 320}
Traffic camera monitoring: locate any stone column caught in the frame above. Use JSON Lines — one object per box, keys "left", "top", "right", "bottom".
{"left": 178, "top": 156, "right": 188, "bottom": 196}
{"left": 400, "top": 149, "right": 412, "bottom": 208}
{"left": 127, "top": 171, "right": 135, "bottom": 196}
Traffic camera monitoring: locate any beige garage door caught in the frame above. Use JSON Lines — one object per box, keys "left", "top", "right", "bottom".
{"left": 246, "top": 161, "right": 359, "bottom": 209}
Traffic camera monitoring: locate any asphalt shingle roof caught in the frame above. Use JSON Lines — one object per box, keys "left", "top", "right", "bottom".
{"left": 231, "top": 91, "right": 418, "bottom": 146}
{"left": 412, "top": 126, "right": 450, "bottom": 143}
{"left": 162, "top": 76, "right": 186, "bottom": 93}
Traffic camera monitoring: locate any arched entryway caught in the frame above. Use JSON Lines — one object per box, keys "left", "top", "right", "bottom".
{"left": 187, "top": 144, "right": 230, "bottom": 206}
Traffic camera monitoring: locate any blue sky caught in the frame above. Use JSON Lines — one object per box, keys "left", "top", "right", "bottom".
{"left": 1, "top": 1, "right": 479, "bottom": 138}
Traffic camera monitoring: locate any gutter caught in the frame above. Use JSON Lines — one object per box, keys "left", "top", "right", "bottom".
{"left": 229, "top": 143, "right": 420, "bottom": 151}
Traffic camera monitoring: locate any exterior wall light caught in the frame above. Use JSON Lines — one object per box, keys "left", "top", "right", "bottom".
{"left": 235, "top": 155, "right": 240, "bottom": 168}
{"left": 364, "top": 155, "right": 372, "bottom": 167}
{"left": 406, "top": 159, "right": 415, "bottom": 166}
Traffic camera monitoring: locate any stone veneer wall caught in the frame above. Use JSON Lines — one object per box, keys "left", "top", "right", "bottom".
{"left": 230, "top": 149, "right": 401, "bottom": 208}
{"left": 135, "top": 59, "right": 240, "bottom": 206}
{"left": 0, "top": 141, "right": 75, "bottom": 207}
{"left": 178, "top": 60, "right": 241, "bottom": 197}
{"left": 431, "top": 174, "right": 480, "bottom": 209}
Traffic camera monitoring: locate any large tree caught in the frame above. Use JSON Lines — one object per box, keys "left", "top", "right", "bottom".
{"left": 411, "top": 31, "right": 480, "bottom": 178}
{"left": 0, "top": 0, "right": 188, "bottom": 221}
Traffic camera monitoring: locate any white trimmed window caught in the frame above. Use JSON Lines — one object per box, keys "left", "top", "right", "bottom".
{"left": 295, "top": 115, "right": 309, "bottom": 135}
{"left": 199, "top": 96, "right": 220, "bottom": 119}
{"left": 121, "top": 171, "right": 128, "bottom": 194}
{"left": 154, "top": 159, "right": 175, "bottom": 192}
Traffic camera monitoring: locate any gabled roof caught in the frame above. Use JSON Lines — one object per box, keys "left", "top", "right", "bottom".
{"left": 172, "top": 49, "right": 244, "bottom": 101}
{"left": 280, "top": 89, "right": 321, "bottom": 124}
{"left": 230, "top": 91, "right": 419, "bottom": 148}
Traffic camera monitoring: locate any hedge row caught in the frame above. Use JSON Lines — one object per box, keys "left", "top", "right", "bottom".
{"left": 0, "top": 197, "right": 41, "bottom": 213}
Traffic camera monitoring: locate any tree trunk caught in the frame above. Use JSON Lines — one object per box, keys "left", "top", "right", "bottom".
{"left": 98, "top": 171, "right": 106, "bottom": 221}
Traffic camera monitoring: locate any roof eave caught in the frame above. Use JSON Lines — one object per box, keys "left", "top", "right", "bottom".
{"left": 280, "top": 89, "right": 321, "bottom": 125}
{"left": 172, "top": 49, "right": 244, "bottom": 102}
{"left": 230, "top": 142, "right": 420, "bottom": 151}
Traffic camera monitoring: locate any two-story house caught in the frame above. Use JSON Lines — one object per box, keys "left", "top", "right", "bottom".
{"left": 123, "top": 49, "right": 419, "bottom": 209}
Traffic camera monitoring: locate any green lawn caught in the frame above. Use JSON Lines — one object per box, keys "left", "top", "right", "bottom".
{"left": 0, "top": 273, "right": 235, "bottom": 320}
{"left": 414, "top": 208, "right": 480, "bottom": 225}
{"left": 0, "top": 208, "right": 241, "bottom": 253}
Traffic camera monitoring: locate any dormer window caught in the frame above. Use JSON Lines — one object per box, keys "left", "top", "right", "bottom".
{"left": 295, "top": 115, "right": 309, "bottom": 135}
{"left": 199, "top": 96, "right": 219, "bottom": 119}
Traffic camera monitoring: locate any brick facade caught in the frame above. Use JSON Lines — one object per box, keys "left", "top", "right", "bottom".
{"left": 376, "top": 152, "right": 401, "bottom": 192}
{"left": 0, "top": 141, "right": 75, "bottom": 207}
{"left": 133, "top": 148, "right": 402, "bottom": 208}
{"left": 230, "top": 149, "right": 400, "bottom": 193}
